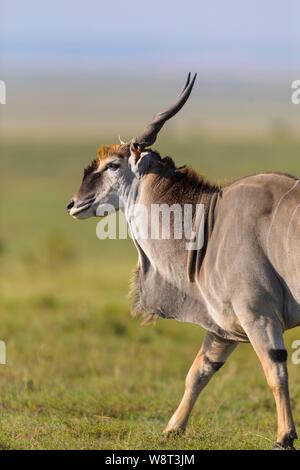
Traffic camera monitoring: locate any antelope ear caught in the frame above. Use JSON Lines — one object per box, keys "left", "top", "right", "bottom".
{"left": 129, "top": 142, "right": 142, "bottom": 175}
{"left": 130, "top": 142, "right": 142, "bottom": 163}
{"left": 129, "top": 149, "right": 158, "bottom": 178}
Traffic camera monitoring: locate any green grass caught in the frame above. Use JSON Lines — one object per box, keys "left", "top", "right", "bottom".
{"left": 0, "top": 135, "right": 300, "bottom": 449}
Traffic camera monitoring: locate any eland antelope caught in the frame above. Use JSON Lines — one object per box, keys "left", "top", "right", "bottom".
{"left": 68, "top": 73, "right": 300, "bottom": 449}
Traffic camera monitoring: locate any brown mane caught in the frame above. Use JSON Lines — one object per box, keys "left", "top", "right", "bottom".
{"left": 143, "top": 151, "right": 220, "bottom": 205}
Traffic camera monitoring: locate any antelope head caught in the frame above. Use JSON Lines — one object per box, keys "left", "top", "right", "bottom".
{"left": 67, "top": 73, "right": 197, "bottom": 219}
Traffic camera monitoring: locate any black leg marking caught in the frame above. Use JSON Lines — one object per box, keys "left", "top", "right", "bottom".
{"left": 204, "top": 356, "right": 224, "bottom": 371}
{"left": 269, "top": 349, "right": 287, "bottom": 362}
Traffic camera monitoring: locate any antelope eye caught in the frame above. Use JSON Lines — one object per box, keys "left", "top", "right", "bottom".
{"left": 107, "top": 162, "right": 121, "bottom": 171}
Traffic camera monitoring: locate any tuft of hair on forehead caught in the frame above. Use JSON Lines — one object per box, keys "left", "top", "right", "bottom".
{"left": 84, "top": 143, "right": 129, "bottom": 177}
{"left": 97, "top": 144, "right": 123, "bottom": 161}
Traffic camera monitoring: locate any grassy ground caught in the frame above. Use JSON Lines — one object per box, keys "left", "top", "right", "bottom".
{"left": 0, "top": 135, "right": 300, "bottom": 449}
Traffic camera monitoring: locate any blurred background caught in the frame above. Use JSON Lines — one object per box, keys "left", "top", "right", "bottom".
{"left": 0, "top": 0, "right": 300, "bottom": 450}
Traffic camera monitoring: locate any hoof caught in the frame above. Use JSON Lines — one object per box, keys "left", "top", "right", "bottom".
{"left": 273, "top": 443, "right": 296, "bottom": 450}
{"left": 274, "top": 431, "right": 298, "bottom": 450}
{"left": 163, "top": 426, "right": 185, "bottom": 437}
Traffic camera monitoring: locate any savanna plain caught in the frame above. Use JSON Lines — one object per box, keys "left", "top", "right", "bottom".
{"left": 1, "top": 135, "right": 300, "bottom": 449}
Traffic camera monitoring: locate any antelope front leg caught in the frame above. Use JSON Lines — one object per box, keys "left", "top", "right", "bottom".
{"left": 239, "top": 309, "right": 297, "bottom": 449}
{"left": 164, "top": 332, "right": 237, "bottom": 435}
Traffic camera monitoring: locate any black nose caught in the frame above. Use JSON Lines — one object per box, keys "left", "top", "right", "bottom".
{"left": 67, "top": 199, "right": 74, "bottom": 211}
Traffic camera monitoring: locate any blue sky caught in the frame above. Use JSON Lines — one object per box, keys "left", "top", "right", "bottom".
{"left": 2, "top": 0, "right": 299, "bottom": 72}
